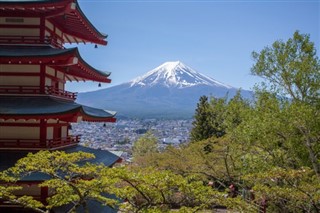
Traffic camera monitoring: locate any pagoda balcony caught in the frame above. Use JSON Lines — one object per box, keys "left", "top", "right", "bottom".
{"left": 45, "top": 86, "right": 77, "bottom": 100}
{"left": 0, "top": 135, "right": 81, "bottom": 150}
{"left": 0, "top": 85, "right": 77, "bottom": 100}
{"left": 0, "top": 35, "right": 63, "bottom": 49}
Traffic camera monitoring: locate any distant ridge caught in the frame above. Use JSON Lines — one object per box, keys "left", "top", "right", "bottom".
{"left": 77, "top": 61, "right": 252, "bottom": 119}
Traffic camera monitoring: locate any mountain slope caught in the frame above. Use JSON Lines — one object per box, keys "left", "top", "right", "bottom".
{"left": 130, "top": 61, "right": 232, "bottom": 89}
{"left": 77, "top": 61, "right": 252, "bottom": 119}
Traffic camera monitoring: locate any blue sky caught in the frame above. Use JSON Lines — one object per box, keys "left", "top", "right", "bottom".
{"left": 66, "top": 0, "right": 320, "bottom": 92}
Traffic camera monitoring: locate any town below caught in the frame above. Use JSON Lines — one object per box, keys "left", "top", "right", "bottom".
{"left": 72, "top": 119, "right": 193, "bottom": 161}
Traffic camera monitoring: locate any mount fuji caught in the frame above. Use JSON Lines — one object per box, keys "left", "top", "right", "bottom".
{"left": 129, "top": 61, "right": 232, "bottom": 89}
{"left": 77, "top": 61, "right": 252, "bottom": 118}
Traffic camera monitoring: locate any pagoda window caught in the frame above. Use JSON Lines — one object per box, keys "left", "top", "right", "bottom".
{"left": 46, "top": 66, "right": 55, "bottom": 76}
{"left": 58, "top": 82, "right": 64, "bottom": 91}
{"left": 0, "top": 28, "right": 40, "bottom": 37}
{"left": 47, "top": 120, "right": 69, "bottom": 138}
{"left": 1, "top": 65, "right": 41, "bottom": 88}
{"left": 45, "top": 77, "right": 52, "bottom": 87}
{"left": 55, "top": 28, "right": 62, "bottom": 37}
{"left": 47, "top": 126, "right": 53, "bottom": 140}
{"left": 53, "top": 81, "right": 59, "bottom": 89}
{"left": 44, "top": 20, "right": 64, "bottom": 48}
{"left": 44, "top": 31, "right": 52, "bottom": 41}
{"left": 0, "top": 126, "right": 40, "bottom": 140}
{"left": 61, "top": 126, "right": 67, "bottom": 138}
{"left": 45, "top": 20, "right": 54, "bottom": 31}
{"left": 0, "top": 76, "right": 40, "bottom": 86}
{"left": 53, "top": 126, "right": 62, "bottom": 139}
{"left": 0, "top": 62, "right": 79, "bottom": 96}
{"left": 56, "top": 70, "right": 64, "bottom": 79}
{"left": 0, "top": 16, "right": 66, "bottom": 47}
{"left": 14, "top": 184, "right": 42, "bottom": 198}
{"left": 1, "top": 64, "right": 40, "bottom": 73}
{"left": 1, "top": 17, "right": 40, "bottom": 25}
{"left": 4, "top": 18, "right": 24, "bottom": 23}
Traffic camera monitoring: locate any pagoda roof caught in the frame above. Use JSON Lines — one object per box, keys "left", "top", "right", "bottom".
{"left": 0, "top": 46, "right": 111, "bottom": 83}
{"left": 0, "top": 0, "right": 108, "bottom": 45}
{"left": 0, "top": 146, "right": 122, "bottom": 178}
{"left": 0, "top": 96, "right": 116, "bottom": 122}
{"left": 0, "top": 146, "right": 120, "bottom": 212}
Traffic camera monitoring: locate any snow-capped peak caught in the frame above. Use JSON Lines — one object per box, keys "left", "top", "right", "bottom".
{"left": 130, "top": 61, "right": 233, "bottom": 89}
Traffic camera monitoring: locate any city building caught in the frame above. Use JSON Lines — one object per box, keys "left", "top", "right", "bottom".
{"left": 0, "top": 0, "right": 119, "bottom": 211}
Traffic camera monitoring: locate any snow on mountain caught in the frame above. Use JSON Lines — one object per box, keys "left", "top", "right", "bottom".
{"left": 130, "top": 61, "right": 233, "bottom": 89}
{"left": 78, "top": 61, "right": 252, "bottom": 118}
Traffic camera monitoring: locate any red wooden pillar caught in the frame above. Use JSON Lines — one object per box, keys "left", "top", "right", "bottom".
{"left": 39, "top": 16, "right": 45, "bottom": 43}
{"left": 39, "top": 16, "right": 46, "bottom": 95}
{"left": 40, "top": 186, "right": 48, "bottom": 204}
{"left": 40, "top": 64, "right": 46, "bottom": 94}
{"left": 39, "top": 119, "right": 47, "bottom": 148}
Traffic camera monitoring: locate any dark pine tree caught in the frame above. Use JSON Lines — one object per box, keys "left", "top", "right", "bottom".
{"left": 190, "top": 95, "right": 228, "bottom": 142}
{"left": 190, "top": 96, "right": 213, "bottom": 142}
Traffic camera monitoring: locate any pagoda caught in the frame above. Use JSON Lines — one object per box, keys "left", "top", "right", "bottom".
{"left": 0, "top": 0, "right": 119, "bottom": 211}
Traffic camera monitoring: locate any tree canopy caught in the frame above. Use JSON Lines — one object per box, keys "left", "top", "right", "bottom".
{"left": 0, "top": 150, "right": 232, "bottom": 213}
{"left": 1, "top": 31, "right": 319, "bottom": 213}
{"left": 251, "top": 30, "right": 320, "bottom": 104}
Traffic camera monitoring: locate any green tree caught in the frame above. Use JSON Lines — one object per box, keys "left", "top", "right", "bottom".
{"left": 132, "top": 131, "right": 158, "bottom": 161}
{"left": 243, "top": 167, "right": 320, "bottom": 212}
{"left": 285, "top": 101, "right": 320, "bottom": 175}
{"left": 221, "top": 88, "right": 320, "bottom": 212}
{"left": 224, "top": 90, "right": 251, "bottom": 135}
{"left": 0, "top": 151, "right": 118, "bottom": 213}
{"left": 190, "top": 95, "right": 227, "bottom": 142}
{"left": 1, "top": 151, "right": 235, "bottom": 213}
{"left": 190, "top": 96, "right": 212, "bottom": 142}
{"left": 107, "top": 166, "right": 227, "bottom": 212}
{"left": 222, "top": 31, "right": 320, "bottom": 211}
{"left": 251, "top": 31, "right": 320, "bottom": 104}
{"left": 251, "top": 31, "right": 320, "bottom": 177}
{"left": 0, "top": 172, "right": 45, "bottom": 212}
{"left": 207, "top": 97, "right": 227, "bottom": 138}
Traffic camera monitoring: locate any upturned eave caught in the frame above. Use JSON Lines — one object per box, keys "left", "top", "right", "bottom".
{"left": 0, "top": 0, "right": 108, "bottom": 45}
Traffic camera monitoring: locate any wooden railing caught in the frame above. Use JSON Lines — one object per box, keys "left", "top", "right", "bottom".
{"left": 0, "top": 86, "right": 77, "bottom": 100}
{"left": 0, "top": 135, "right": 81, "bottom": 150}
{"left": 45, "top": 86, "right": 77, "bottom": 100}
{"left": 0, "top": 35, "right": 63, "bottom": 48}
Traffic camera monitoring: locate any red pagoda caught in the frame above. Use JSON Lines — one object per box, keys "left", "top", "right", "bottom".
{"left": 0, "top": 0, "right": 119, "bottom": 211}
